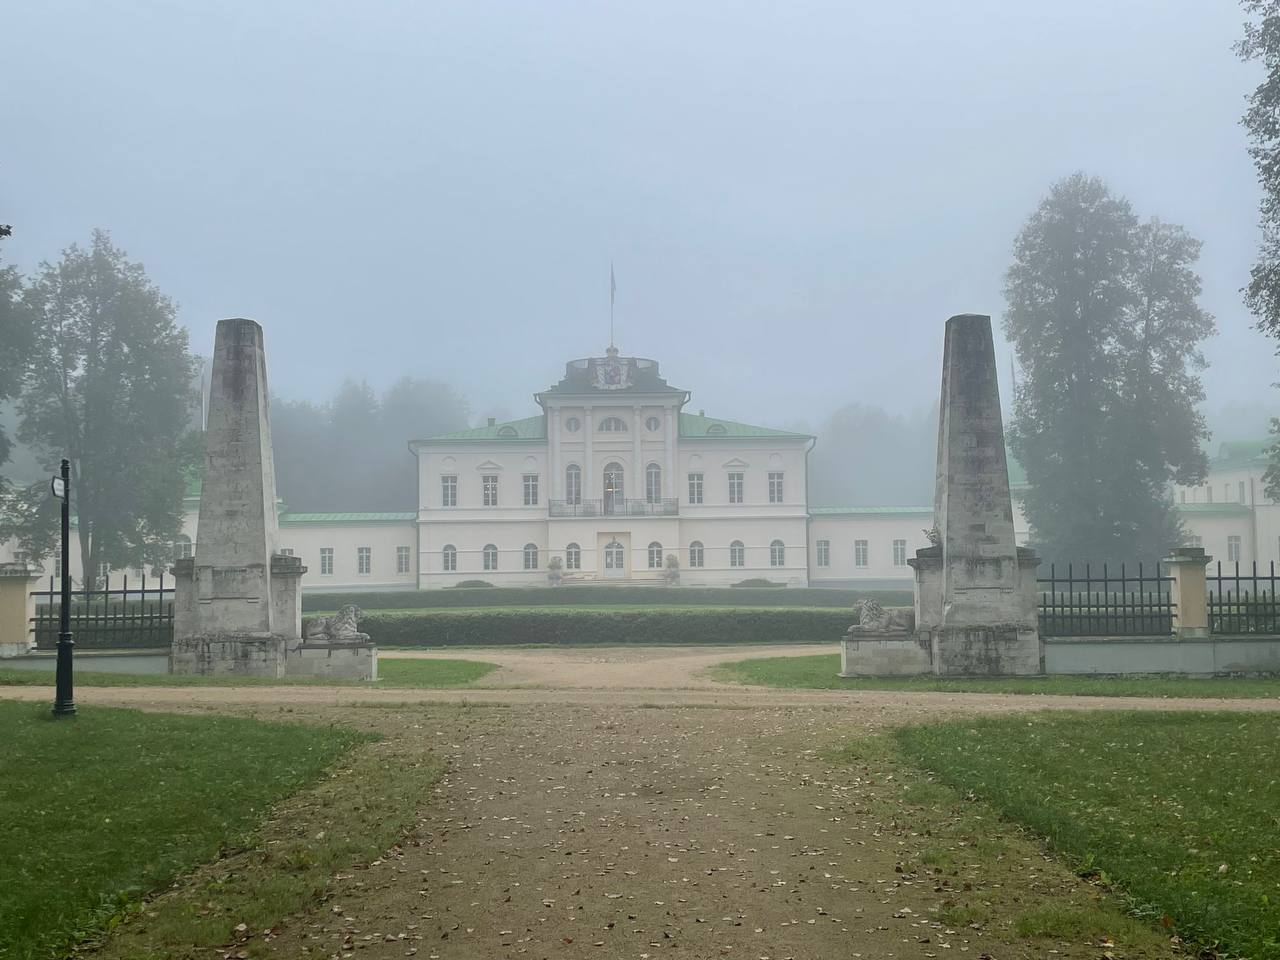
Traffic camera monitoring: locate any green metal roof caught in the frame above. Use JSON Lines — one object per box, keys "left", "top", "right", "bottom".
{"left": 1211, "top": 439, "right": 1271, "bottom": 471}
{"left": 1173, "top": 503, "right": 1253, "bottom": 516}
{"left": 809, "top": 505, "right": 932, "bottom": 515}
{"left": 419, "top": 415, "right": 547, "bottom": 443}
{"left": 678, "top": 412, "right": 810, "bottom": 440}
{"left": 280, "top": 512, "right": 415, "bottom": 524}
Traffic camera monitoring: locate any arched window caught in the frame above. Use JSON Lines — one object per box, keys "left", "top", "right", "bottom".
{"left": 523, "top": 543, "right": 539, "bottom": 570}
{"left": 599, "top": 416, "right": 628, "bottom": 432}
{"left": 603, "top": 462, "right": 625, "bottom": 514}
{"left": 565, "top": 463, "right": 582, "bottom": 505}
{"left": 442, "top": 544, "right": 457, "bottom": 571}
{"left": 689, "top": 541, "right": 704, "bottom": 568}
{"left": 770, "top": 539, "right": 785, "bottom": 567}
{"left": 482, "top": 544, "right": 498, "bottom": 571}
{"left": 645, "top": 463, "right": 662, "bottom": 504}
{"left": 706, "top": 423, "right": 727, "bottom": 436}
{"left": 565, "top": 542, "right": 581, "bottom": 570}
{"left": 648, "top": 541, "right": 663, "bottom": 569}
{"left": 497, "top": 424, "right": 518, "bottom": 438}
{"left": 729, "top": 540, "right": 745, "bottom": 568}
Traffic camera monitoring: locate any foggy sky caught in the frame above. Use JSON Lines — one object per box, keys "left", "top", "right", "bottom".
{"left": 2, "top": 0, "right": 1274, "bottom": 438}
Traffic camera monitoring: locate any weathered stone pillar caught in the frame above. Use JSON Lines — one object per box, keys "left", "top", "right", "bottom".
{"left": 0, "top": 561, "right": 40, "bottom": 658}
{"left": 1165, "top": 546, "right": 1211, "bottom": 639}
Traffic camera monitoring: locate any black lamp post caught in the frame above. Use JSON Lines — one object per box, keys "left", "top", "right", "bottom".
{"left": 51, "top": 458, "right": 75, "bottom": 717}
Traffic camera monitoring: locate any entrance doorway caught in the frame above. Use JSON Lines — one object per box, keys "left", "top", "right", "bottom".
{"left": 601, "top": 535, "right": 627, "bottom": 579}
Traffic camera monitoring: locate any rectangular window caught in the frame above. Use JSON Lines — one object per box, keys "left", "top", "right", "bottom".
{"left": 688, "top": 473, "right": 704, "bottom": 504}
{"left": 396, "top": 545, "right": 411, "bottom": 574}
{"left": 1188, "top": 535, "right": 1203, "bottom": 547}
{"left": 768, "top": 471, "right": 784, "bottom": 504}
{"left": 1226, "top": 482, "right": 1232, "bottom": 502}
{"left": 1180, "top": 489, "right": 1187, "bottom": 504}
{"left": 1207, "top": 486, "right": 1214, "bottom": 503}
{"left": 1228, "top": 535, "right": 1242, "bottom": 563}
{"left": 816, "top": 539, "right": 830, "bottom": 567}
{"left": 1240, "top": 480, "right": 1247, "bottom": 504}
{"left": 278, "top": 548, "right": 294, "bottom": 557}
{"left": 357, "top": 546, "right": 371, "bottom": 575}
{"left": 523, "top": 473, "right": 539, "bottom": 506}
{"left": 483, "top": 474, "right": 499, "bottom": 507}
{"left": 320, "top": 547, "right": 334, "bottom": 575}
{"left": 854, "top": 540, "right": 868, "bottom": 568}
{"left": 892, "top": 539, "right": 907, "bottom": 566}
{"left": 728, "top": 472, "right": 744, "bottom": 504}
{"left": 441, "top": 474, "right": 457, "bottom": 507}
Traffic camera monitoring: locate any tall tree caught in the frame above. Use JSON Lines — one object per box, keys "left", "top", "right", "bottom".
{"left": 1003, "top": 174, "right": 1213, "bottom": 564}
{"left": 1237, "top": 0, "right": 1280, "bottom": 498}
{"left": 0, "top": 224, "right": 33, "bottom": 493}
{"left": 6, "top": 230, "right": 197, "bottom": 584}
{"left": 808, "top": 403, "right": 937, "bottom": 506}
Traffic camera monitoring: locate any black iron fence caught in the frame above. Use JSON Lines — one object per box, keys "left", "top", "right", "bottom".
{"left": 1037, "top": 562, "right": 1175, "bottom": 637}
{"left": 1207, "top": 561, "right": 1280, "bottom": 634}
{"left": 30, "top": 571, "right": 174, "bottom": 649}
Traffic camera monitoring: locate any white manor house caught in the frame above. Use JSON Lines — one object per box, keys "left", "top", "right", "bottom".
{"left": 9, "top": 349, "right": 1280, "bottom": 592}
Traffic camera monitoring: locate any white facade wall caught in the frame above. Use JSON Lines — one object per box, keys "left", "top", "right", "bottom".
{"left": 278, "top": 521, "right": 417, "bottom": 592}
{"left": 808, "top": 512, "right": 933, "bottom": 587}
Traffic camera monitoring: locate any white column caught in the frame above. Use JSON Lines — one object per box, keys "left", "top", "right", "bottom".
{"left": 633, "top": 405, "right": 643, "bottom": 502}
{"left": 584, "top": 408, "right": 594, "bottom": 501}
{"left": 664, "top": 406, "right": 676, "bottom": 501}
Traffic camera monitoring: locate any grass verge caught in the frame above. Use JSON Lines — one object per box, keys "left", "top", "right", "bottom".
{"left": 0, "top": 657, "right": 498, "bottom": 689}
{"left": 707, "top": 652, "right": 1280, "bottom": 697}
{"left": 0, "top": 701, "right": 364, "bottom": 960}
{"left": 894, "top": 711, "right": 1280, "bottom": 959}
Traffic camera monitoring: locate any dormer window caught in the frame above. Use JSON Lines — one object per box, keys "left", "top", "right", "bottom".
{"left": 497, "top": 425, "right": 518, "bottom": 438}
{"left": 599, "top": 416, "right": 627, "bottom": 433}
{"left": 706, "top": 423, "right": 727, "bottom": 436}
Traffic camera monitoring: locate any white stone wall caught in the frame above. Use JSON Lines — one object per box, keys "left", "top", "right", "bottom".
{"left": 808, "top": 512, "right": 933, "bottom": 587}
{"left": 281, "top": 521, "right": 417, "bottom": 591}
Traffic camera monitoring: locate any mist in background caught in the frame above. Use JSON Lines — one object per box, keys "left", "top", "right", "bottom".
{"left": 2, "top": 0, "right": 1274, "bottom": 507}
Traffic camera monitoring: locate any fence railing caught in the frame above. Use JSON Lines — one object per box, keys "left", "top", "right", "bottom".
{"left": 549, "top": 498, "right": 679, "bottom": 518}
{"left": 1207, "top": 561, "right": 1280, "bottom": 634}
{"left": 1037, "top": 562, "right": 1175, "bottom": 637}
{"left": 30, "top": 571, "right": 174, "bottom": 649}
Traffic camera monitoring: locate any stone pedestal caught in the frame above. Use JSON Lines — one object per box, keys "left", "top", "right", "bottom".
{"left": 840, "top": 629, "right": 932, "bottom": 677}
{"left": 0, "top": 561, "right": 39, "bottom": 658}
{"left": 285, "top": 640, "right": 379, "bottom": 680}
{"left": 1165, "top": 547, "right": 1212, "bottom": 640}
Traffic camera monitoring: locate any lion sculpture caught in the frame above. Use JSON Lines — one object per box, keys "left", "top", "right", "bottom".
{"left": 303, "top": 604, "right": 369, "bottom": 642}
{"left": 848, "top": 597, "right": 915, "bottom": 635}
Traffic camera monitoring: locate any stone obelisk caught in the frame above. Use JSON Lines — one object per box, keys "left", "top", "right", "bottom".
{"left": 909, "top": 314, "right": 1041, "bottom": 675}
{"left": 170, "top": 318, "right": 305, "bottom": 676}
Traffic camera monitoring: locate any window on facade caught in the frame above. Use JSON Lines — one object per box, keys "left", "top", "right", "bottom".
{"left": 523, "top": 473, "right": 539, "bottom": 506}
{"left": 442, "top": 544, "right": 457, "bottom": 571}
{"left": 770, "top": 539, "right": 785, "bottom": 567}
{"left": 442, "top": 474, "right": 457, "bottom": 507}
{"left": 768, "top": 472, "right": 784, "bottom": 504}
{"left": 565, "top": 542, "right": 581, "bottom": 570}
{"left": 1226, "top": 482, "right": 1232, "bottom": 502}
{"left": 688, "top": 472, "right": 703, "bottom": 504}
{"left": 648, "top": 541, "right": 663, "bottom": 569}
{"left": 98, "top": 561, "right": 110, "bottom": 584}
{"left": 483, "top": 544, "right": 498, "bottom": 571}
{"left": 689, "top": 541, "right": 704, "bottom": 568}
{"left": 604, "top": 539, "right": 625, "bottom": 570}
{"left": 1188, "top": 535, "right": 1203, "bottom": 548}
{"left": 1228, "top": 535, "right": 1242, "bottom": 563}
{"left": 497, "top": 425, "right": 518, "bottom": 438}
{"left": 603, "top": 462, "right": 625, "bottom": 512}
{"left": 1207, "top": 486, "right": 1214, "bottom": 503}
{"left": 599, "top": 416, "right": 627, "bottom": 432}
{"left": 892, "top": 539, "right": 907, "bottom": 566}
{"left": 565, "top": 464, "right": 582, "bottom": 505}
{"left": 396, "top": 546, "right": 411, "bottom": 574}
{"left": 729, "top": 540, "right": 745, "bottom": 567}
{"left": 646, "top": 415, "right": 660, "bottom": 432}
{"left": 1180, "top": 489, "right": 1187, "bottom": 504}
{"left": 523, "top": 543, "right": 539, "bottom": 570}
{"left": 278, "top": 548, "right": 294, "bottom": 557}
{"left": 646, "top": 463, "right": 662, "bottom": 503}
{"left": 706, "top": 423, "right": 726, "bottom": 436}
{"left": 1240, "top": 480, "right": 1247, "bottom": 504}
{"left": 357, "top": 546, "right": 371, "bottom": 575}
{"left": 854, "top": 540, "right": 868, "bottom": 567}
{"left": 565, "top": 416, "right": 581, "bottom": 433}
{"left": 320, "top": 547, "right": 334, "bottom": 575}
{"left": 816, "top": 539, "right": 830, "bottom": 567}
{"left": 173, "top": 534, "right": 193, "bottom": 559}
{"left": 728, "top": 472, "right": 744, "bottom": 504}
{"left": 483, "top": 474, "right": 499, "bottom": 506}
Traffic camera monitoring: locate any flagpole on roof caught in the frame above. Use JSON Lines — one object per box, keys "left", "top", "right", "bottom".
{"left": 609, "top": 262, "right": 616, "bottom": 349}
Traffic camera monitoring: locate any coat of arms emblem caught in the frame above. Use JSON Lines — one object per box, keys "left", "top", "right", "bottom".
{"left": 594, "top": 355, "right": 631, "bottom": 390}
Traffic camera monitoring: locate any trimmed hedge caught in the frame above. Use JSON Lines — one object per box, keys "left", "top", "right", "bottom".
{"left": 360, "top": 607, "right": 854, "bottom": 647}
{"left": 304, "top": 586, "right": 911, "bottom": 612}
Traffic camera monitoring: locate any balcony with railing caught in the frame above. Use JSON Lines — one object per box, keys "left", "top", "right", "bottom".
{"left": 549, "top": 498, "right": 678, "bottom": 518}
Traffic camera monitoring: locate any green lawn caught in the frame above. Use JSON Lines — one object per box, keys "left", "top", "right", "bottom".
{"left": 0, "top": 657, "right": 498, "bottom": 689}
{"left": 708, "top": 652, "right": 1280, "bottom": 697}
{"left": 893, "top": 712, "right": 1280, "bottom": 959}
{"left": 0, "top": 701, "right": 365, "bottom": 960}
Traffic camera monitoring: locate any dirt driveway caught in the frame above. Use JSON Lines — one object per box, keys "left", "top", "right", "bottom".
{"left": 8, "top": 645, "right": 1269, "bottom": 959}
